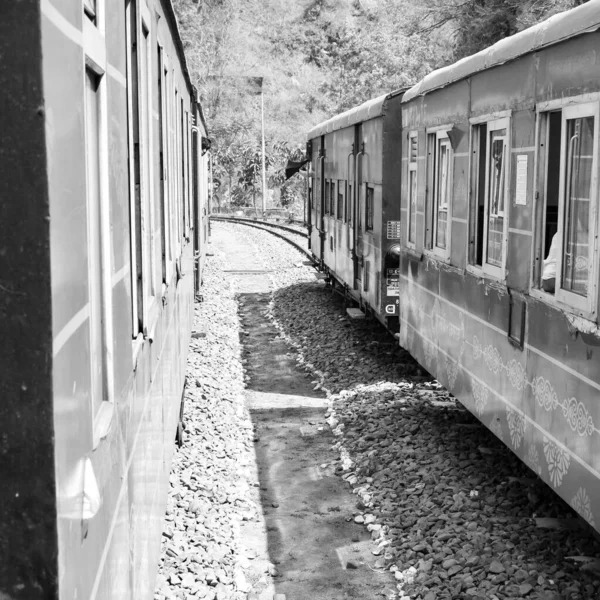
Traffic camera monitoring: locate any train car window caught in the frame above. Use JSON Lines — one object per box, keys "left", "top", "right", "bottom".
{"left": 366, "top": 186, "right": 374, "bottom": 231}
{"left": 364, "top": 260, "right": 370, "bottom": 291}
{"left": 486, "top": 130, "right": 506, "bottom": 265}
{"left": 84, "top": 68, "right": 107, "bottom": 418}
{"left": 181, "top": 99, "right": 186, "bottom": 237}
{"left": 337, "top": 180, "right": 344, "bottom": 220}
{"left": 343, "top": 181, "right": 348, "bottom": 223}
{"left": 408, "top": 132, "right": 418, "bottom": 246}
{"left": 140, "top": 21, "right": 158, "bottom": 303}
{"left": 347, "top": 183, "right": 352, "bottom": 225}
{"left": 426, "top": 130, "right": 452, "bottom": 258}
{"left": 535, "top": 102, "right": 598, "bottom": 317}
{"left": 469, "top": 117, "right": 509, "bottom": 278}
{"left": 435, "top": 139, "right": 451, "bottom": 250}
{"left": 357, "top": 185, "right": 363, "bottom": 229}
{"left": 469, "top": 124, "right": 487, "bottom": 266}
{"left": 125, "top": 0, "right": 143, "bottom": 336}
{"left": 84, "top": 0, "right": 97, "bottom": 23}
{"left": 158, "top": 46, "right": 170, "bottom": 285}
{"left": 324, "top": 181, "right": 330, "bottom": 215}
{"left": 330, "top": 180, "right": 336, "bottom": 216}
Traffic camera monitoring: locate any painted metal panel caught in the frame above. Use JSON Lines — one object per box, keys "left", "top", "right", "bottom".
{"left": 536, "top": 30, "right": 600, "bottom": 101}
{"left": 470, "top": 57, "right": 535, "bottom": 116}
{"left": 43, "top": 18, "right": 89, "bottom": 336}
{"left": 307, "top": 92, "right": 389, "bottom": 140}
{"left": 32, "top": 0, "right": 211, "bottom": 598}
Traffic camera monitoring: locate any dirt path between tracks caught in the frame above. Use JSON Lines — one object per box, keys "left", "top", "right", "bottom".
{"left": 217, "top": 226, "right": 397, "bottom": 600}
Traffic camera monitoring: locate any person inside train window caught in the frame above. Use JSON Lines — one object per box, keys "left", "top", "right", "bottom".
{"left": 542, "top": 232, "right": 558, "bottom": 293}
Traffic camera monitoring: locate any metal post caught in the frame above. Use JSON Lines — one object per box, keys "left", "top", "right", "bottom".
{"left": 261, "top": 90, "right": 267, "bottom": 214}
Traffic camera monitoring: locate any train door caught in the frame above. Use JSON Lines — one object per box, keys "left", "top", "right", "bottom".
{"left": 319, "top": 136, "right": 326, "bottom": 265}
{"left": 353, "top": 124, "right": 363, "bottom": 290}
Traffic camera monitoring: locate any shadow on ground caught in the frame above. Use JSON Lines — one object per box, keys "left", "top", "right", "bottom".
{"left": 238, "top": 289, "right": 398, "bottom": 600}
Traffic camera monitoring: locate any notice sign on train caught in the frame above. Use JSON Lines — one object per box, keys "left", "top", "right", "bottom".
{"left": 386, "top": 268, "right": 400, "bottom": 296}
{"left": 387, "top": 221, "right": 402, "bottom": 239}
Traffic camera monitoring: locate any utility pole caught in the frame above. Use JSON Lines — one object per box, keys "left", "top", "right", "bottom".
{"left": 261, "top": 88, "right": 267, "bottom": 214}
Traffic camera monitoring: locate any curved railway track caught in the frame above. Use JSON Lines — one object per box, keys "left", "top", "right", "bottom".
{"left": 210, "top": 216, "right": 313, "bottom": 262}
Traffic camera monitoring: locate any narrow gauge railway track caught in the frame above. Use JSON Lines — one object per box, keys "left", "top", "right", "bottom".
{"left": 210, "top": 216, "right": 312, "bottom": 262}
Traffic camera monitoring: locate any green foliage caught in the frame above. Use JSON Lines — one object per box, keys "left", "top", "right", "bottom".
{"left": 173, "top": 0, "right": 589, "bottom": 213}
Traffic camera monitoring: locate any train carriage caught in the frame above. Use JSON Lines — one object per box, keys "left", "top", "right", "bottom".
{"left": 1, "top": 0, "right": 210, "bottom": 598}
{"left": 398, "top": 3, "right": 600, "bottom": 531}
{"left": 307, "top": 91, "right": 405, "bottom": 329}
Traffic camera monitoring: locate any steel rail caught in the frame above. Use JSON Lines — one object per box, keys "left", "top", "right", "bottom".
{"left": 211, "top": 216, "right": 314, "bottom": 262}
{"left": 211, "top": 216, "right": 308, "bottom": 238}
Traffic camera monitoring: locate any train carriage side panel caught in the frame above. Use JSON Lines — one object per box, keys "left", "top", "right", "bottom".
{"left": 399, "top": 13, "right": 600, "bottom": 533}
{"left": 380, "top": 92, "right": 404, "bottom": 326}
{"left": 309, "top": 136, "right": 322, "bottom": 263}
{"left": 323, "top": 131, "right": 335, "bottom": 269}
{"left": 0, "top": 1, "right": 59, "bottom": 598}
{"left": 320, "top": 125, "right": 355, "bottom": 288}
{"left": 41, "top": 0, "right": 206, "bottom": 597}
{"left": 331, "top": 127, "right": 354, "bottom": 280}
{"left": 357, "top": 117, "right": 384, "bottom": 311}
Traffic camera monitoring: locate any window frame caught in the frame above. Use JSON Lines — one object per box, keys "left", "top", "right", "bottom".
{"left": 531, "top": 96, "right": 600, "bottom": 320}
{"left": 365, "top": 185, "right": 374, "bottom": 232}
{"left": 84, "top": 0, "right": 114, "bottom": 445}
{"left": 337, "top": 179, "right": 344, "bottom": 220}
{"left": 157, "top": 45, "right": 173, "bottom": 286}
{"left": 425, "top": 125, "right": 454, "bottom": 261}
{"left": 330, "top": 179, "right": 336, "bottom": 217}
{"left": 467, "top": 113, "right": 511, "bottom": 280}
{"left": 407, "top": 131, "right": 418, "bottom": 249}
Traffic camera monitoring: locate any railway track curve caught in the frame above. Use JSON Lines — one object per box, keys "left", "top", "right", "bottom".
{"left": 210, "top": 216, "right": 312, "bottom": 262}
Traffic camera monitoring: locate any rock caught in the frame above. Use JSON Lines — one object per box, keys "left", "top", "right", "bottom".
{"left": 488, "top": 561, "right": 505, "bottom": 574}
{"left": 154, "top": 225, "right": 600, "bottom": 600}
{"left": 442, "top": 559, "right": 458, "bottom": 570}
{"left": 181, "top": 572, "right": 196, "bottom": 588}
{"left": 519, "top": 583, "right": 533, "bottom": 595}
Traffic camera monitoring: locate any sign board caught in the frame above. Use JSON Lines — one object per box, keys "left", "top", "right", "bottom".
{"left": 387, "top": 221, "right": 402, "bottom": 239}
{"left": 386, "top": 268, "right": 400, "bottom": 296}
{"left": 515, "top": 155, "right": 528, "bottom": 206}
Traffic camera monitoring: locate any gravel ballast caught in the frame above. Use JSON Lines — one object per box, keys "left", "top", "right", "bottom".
{"left": 156, "top": 221, "right": 600, "bottom": 600}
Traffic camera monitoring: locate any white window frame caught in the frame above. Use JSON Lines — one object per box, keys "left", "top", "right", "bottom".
{"left": 425, "top": 125, "right": 454, "bottom": 261}
{"left": 556, "top": 103, "right": 599, "bottom": 314}
{"left": 158, "top": 45, "right": 173, "bottom": 286}
{"left": 139, "top": 6, "right": 159, "bottom": 334}
{"left": 407, "top": 131, "right": 417, "bottom": 249}
{"left": 83, "top": 0, "right": 114, "bottom": 445}
{"left": 532, "top": 97, "right": 599, "bottom": 320}
{"left": 467, "top": 113, "right": 511, "bottom": 280}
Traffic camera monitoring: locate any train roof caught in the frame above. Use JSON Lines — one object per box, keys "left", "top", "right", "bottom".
{"left": 307, "top": 90, "right": 403, "bottom": 140}
{"left": 163, "top": 0, "right": 209, "bottom": 134}
{"left": 403, "top": 1, "right": 600, "bottom": 103}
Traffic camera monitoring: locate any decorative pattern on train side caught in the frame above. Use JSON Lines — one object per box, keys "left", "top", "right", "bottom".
{"left": 399, "top": 260, "right": 600, "bottom": 529}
